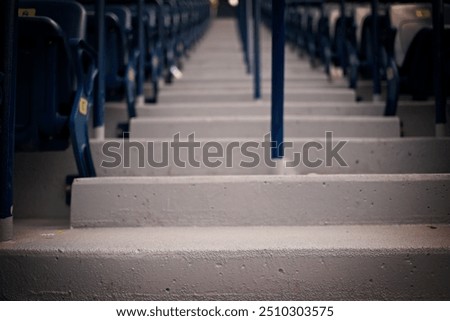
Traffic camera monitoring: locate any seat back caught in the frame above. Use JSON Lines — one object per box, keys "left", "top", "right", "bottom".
{"left": 16, "top": 0, "right": 87, "bottom": 149}
{"left": 16, "top": 15, "right": 74, "bottom": 150}
{"left": 389, "top": 4, "right": 432, "bottom": 68}
{"left": 87, "top": 12, "right": 126, "bottom": 93}
{"left": 19, "top": 0, "right": 86, "bottom": 40}
{"left": 354, "top": 5, "right": 371, "bottom": 47}
{"left": 16, "top": 0, "right": 95, "bottom": 177}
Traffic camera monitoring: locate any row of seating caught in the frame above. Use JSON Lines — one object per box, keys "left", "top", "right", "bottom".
{"left": 14, "top": 0, "right": 211, "bottom": 180}
{"left": 262, "top": 0, "right": 450, "bottom": 115}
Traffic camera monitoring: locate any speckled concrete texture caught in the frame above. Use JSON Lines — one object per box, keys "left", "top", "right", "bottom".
{"left": 0, "top": 221, "right": 449, "bottom": 300}
{"left": 71, "top": 174, "right": 450, "bottom": 228}
{"left": 130, "top": 116, "right": 400, "bottom": 139}
{"left": 90, "top": 137, "right": 450, "bottom": 176}
{"left": 6, "top": 18, "right": 450, "bottom": 301}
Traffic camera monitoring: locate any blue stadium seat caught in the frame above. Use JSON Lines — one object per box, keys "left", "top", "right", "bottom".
{"left": 16, "top": 0, "right": 96, "bottom": 177}
{"left": 383, "top": 3, "right": 450, "bottom": 115}
{"left": 86, "top": 6, "right": 137, "bottom": 119}
{"left": 126, "top": 2, "right": 163, "bottom": 103}
{"left": 144, "top": 4, "right": 163, "bottom": 103}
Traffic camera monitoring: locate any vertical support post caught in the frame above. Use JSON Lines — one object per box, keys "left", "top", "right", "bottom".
{"left": 337, "top": 0, "right": 347, "bottom": 74}
{"left": 241, "top": 1, "right": 250, "bottom": 73}
{"left": 271, "top": 0, "right": 285, "bottom": 159}
{"left": 246, "top": 0, "right": 253, "bottom": 74}
{"left": 371, "top": 0, "right": 381, "bottom": 101}
{"left": 136, "top": 0, "right": 145, "bottom": 106}
{"left": 236, "top": 1, "right": 244, "bottom": 57}
{"left": 94, "top": 0, "right": 105, "bottom": 139}
{"left": 253, "top": 0, "right": 261, "bottom": 99}
{"left": 432, "top": 0, "right": 447, "bottom": 136}
{"left": 0, "top": 0, "right": 16, "bottom": 241}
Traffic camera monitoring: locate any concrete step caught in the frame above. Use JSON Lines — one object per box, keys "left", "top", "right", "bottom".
{"left": 1, "top": 221, "right": 449, "bottom": 300}
{"left": 91, "top": 137, "right": 450, "bottom": 176}
{"left": 70, "top": 174, "right": 450, "bottom": 228}
{"left": 157, "top": 91, "right": 355, "bottom": 104}
{"left": 187, "top": 53, "right": 301, "bottom": 64}
{"left": 181, "top": 64, "right": 313, "bottom": 74}
{"left": 156, "top": 78, "right": 348, "bottom": 91}
{"left": 158, "top": 87, "right": 355, "bottom": 98}
{"left": 179, "top": 67, "right": 319, "bottom": 78}
{"left": 179, "top": 72, "right": 332, "bottom": 82}
{"left": 105, "top": 101, "right": 384, "bottom": 138}
{"left": 13, "top": 138, "right": 449, "bottom": 220}
{"left": 129, "top": 116, "right": 400, "bottom": 139}
{"left": 109, "top": 101, "right": 384, "bottom": 120}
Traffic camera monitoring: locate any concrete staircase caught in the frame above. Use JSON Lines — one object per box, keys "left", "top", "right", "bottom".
{"left": 2, "top": 19, "right": 450, "bottom": 300}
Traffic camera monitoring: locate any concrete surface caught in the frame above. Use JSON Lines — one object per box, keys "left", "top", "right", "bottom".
{"left": 7, "top": 17, "right": 450, "bottom": 302}
{"left": 1, "top": 221, "right": 449, "bottom": 300}
{"left": 105, "top": 101, "right": 386, "bottom": 138}
{"left": 90, "top": 138, "right": 450, "bottom": 176}
{"left": 158, "top": 87, "right": 355, "bottom": 98}
{"left": 139, "top": 102, "right": 386, "bottom": 117}
{"left": 158, "top": 91, "right": 356, "bottom": 104}
{"left": 71, "top": 174, "right": 450, "bottom": 227}
{"left": 154, "top": 77, "right": 348, "bottom": 90}
{"left": 130, "top": 115, "right": 400, "bottom": 139}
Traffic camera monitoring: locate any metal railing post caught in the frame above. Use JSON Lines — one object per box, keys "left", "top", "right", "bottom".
{"left": 432, "top": 0, "right": 447, "bottom": 136}
{"left": 253, "top": 0, "right": 261, "bottom": 99}
{"left": 271, "top": 0, "right": 285, "bottom": 159}
{"left": 247, "top": 0, "right": 254, "bottom": 74}
{"left": 241, "top": 1, "right": 250, "bottom": 73}
{"left": 337, "top": 0, "right": 347, "bottom": 75}
{"left": 371, "top": 0, "right": 382, "bottom": 101}
{"left": 94, "top": 0, "right": 105, "bottom": 139}
{"left": 136, "top": 0, "right": 146, "bottom": 105}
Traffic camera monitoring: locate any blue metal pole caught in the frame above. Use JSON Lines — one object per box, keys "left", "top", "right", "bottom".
{"left": 253, "top": 0, "right": 261, "bottom": 99}
{"left": 137, "top": 0, "right": 145, "bottom": 102}
{"left": 432, "top": 0, "right": 447, "bottom": 136}
{"left": 94, "top": 0, "right": 105, "bottom": 138}
{"left": 237, "top": 0, "right": 244, "bottom": 46}
{"left": 271, "top": 0, "right": 285, "bottom": 159}
{"left": 240, "top": 1, "right": 247, "bottom": 69}
{"left": 246, "top": 0, "right": 253, "bottom": 75}
{"left": 0, "top": 0, "right": 16, "bottom": 241}
{"left": 240, "top": 0, "right": 250, "bottom": 74}
{"left": 371, "top": 0, "right": 381, "bottom": 101}
{"left": 337, "top": 0, "right": 347, "bottom": 74}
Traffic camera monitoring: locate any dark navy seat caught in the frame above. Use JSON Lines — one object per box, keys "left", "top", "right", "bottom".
{"left": 161, "top": 0, "right": 176, "bottom": 84}
{"left": 126, "top": 2, "right": 164, "bottom": 103}
{"left": 144, "top": 4, "right": 163, "bottom": 103}
{"left": 308, "top": 7, "right": 322, "bottom": 66}
{"left": 383, "top": 3, "right": 450, "bottom": 115}
{"left": 86, "top": 6, "right": 137, "bottom": 119}
{"left": 16, "top": 0, "right": 96, "bottom": 177}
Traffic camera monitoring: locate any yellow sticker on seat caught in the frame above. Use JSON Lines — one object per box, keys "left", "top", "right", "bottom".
{"left": 18, "top": 8, "right": 36, "bottom": 17}
{"left": 79, "top": 98, "right": 88, "bottom": 116}
{"left": 416, "top": 9, "right": 431, "bottom": 18}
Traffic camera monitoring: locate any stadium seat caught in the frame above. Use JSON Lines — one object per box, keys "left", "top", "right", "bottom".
{"left": 86, "top": 6, "right": 137, "bottom": 120}
{"left": 16, "top": 0, "right": 96, "bottom": 177}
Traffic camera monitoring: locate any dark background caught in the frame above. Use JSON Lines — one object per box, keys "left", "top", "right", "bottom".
{"left": 217, "top": 0, "right": 236, "bottom": 17}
